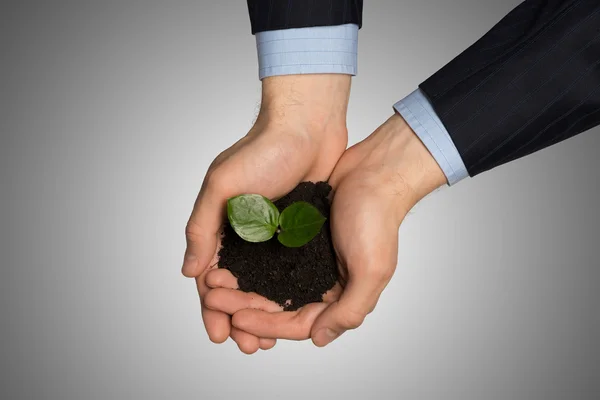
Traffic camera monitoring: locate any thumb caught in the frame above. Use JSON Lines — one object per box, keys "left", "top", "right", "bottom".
{"left": 182, "top": 179, "right": 225, "bottom": 277}
{"left": 310, "top": 274, "right": 386, "bottom": 347}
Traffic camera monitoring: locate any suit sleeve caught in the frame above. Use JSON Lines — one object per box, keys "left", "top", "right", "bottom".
{"left": 420, "top": 0, "right": 600, "bottom": 177}
{"left": 247, "top": 0, "right": 363, "bottom": 34}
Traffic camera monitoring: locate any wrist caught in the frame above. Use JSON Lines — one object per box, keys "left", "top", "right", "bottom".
{"left": 365, "top": 113, "right": 446, "bottom": 218}
{"left": 258, "top": 74, "right": 351, "bottom": 137}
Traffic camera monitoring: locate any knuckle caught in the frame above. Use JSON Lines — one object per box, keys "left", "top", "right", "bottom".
{"left": 202, "top": 289, "right": 219, "bottom": 310}
{"left": 203, "top": 167, "right": 228, "bottom": 192}
{"left": 339, "top": 309, "right": 366, "bottom": 330}
{"left": 204, "top": 270, "right": 221, "bottom": 287}
{"left": 231, "top": 312, "right": 245, "bottom": 329}
{"left": 294, "top": 312, "right": 315, "bottom": 338}
{"left": 185, "top": 220, "right": 203, "bottom": 242}
{"left": 203, "top": 168, "right": 219, "bottom": 189}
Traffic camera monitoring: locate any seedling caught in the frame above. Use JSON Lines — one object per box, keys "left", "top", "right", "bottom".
{"left": 227, "top": 194, "right": 326, "bottom": 248}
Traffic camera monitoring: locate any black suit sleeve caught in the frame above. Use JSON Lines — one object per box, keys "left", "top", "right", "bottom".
{"left": 420, "top": 0, "right": 600, "bottom": 177}
{"left": 247, "top": 0, "right": 363, "bottom": 34}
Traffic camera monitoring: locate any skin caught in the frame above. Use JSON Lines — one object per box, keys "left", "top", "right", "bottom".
{"left": 181, "top": 74, "right": 351, "bottom": 353}
{"left": 200, "top": 112, "right": 448, "bottom": 349}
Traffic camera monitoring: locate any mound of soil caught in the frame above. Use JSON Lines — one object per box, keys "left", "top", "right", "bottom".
{"left": 218, "top": 181, "right": 338, "bottom": 311}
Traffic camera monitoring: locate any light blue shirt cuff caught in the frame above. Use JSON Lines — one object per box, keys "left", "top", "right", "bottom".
{"left": 256, "top": 24, "right": 358, "bottom": 80}
{"left": 394, "top": 89, "right": 469, "bottom": 185}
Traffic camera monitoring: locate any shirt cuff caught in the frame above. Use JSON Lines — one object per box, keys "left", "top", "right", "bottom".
{"left": 256, "top": 24, "right": 358, "bottom": 80}
{"left": 394, "top": 89, "right": 469, "bottom": 185}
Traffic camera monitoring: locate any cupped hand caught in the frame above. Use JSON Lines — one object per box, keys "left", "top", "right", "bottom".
{"left": 182, "top": 75, "right": 351, "bottom": 353}
{"left": 206, "top": 113, "right": 447, "bottom": 347}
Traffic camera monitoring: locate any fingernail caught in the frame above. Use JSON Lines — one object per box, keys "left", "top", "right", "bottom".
{"left": 314, "top": 328, "right": 338, "bottom": 347}
{"left": 182, "top": 253, "right": 197, "bottom": 276}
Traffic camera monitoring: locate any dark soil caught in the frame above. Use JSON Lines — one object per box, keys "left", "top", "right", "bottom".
{"left": 218, "top": 181, "right": 338, "bottom": 311}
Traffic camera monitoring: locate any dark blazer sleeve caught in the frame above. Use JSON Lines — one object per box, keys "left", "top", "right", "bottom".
{"left": 247, "top": 0, "right": 363, "bottom": 34}
{"left": 420, "top": 0, "right": 600, "bottom": 177}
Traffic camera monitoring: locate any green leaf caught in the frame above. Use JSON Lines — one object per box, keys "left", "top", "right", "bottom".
{"left": 227, "top": 194, "right": 280, "bottom": 243}
{"left": 277, "top": 201, "right": 326, "bottom": 248}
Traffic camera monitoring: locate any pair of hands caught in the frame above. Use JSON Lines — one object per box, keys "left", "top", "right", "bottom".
{"left": 182, "top": 74, "right": 446, "bottom": 353}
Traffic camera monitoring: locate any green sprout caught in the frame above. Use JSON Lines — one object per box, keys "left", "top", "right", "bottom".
{"left": 226, "top": 194, "right": 326, "bottom": 248}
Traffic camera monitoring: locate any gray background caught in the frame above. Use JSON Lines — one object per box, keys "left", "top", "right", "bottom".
{"left": 1, "top": 1, "right": 599, "bottom": 399}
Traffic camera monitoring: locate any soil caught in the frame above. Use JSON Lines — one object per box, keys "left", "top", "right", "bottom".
{"left": 218, "top": 181, "right": 338, "bottom": 311}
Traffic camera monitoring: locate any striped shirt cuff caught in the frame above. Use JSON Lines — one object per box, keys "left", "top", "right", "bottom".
{"left": 394, "top": 89, "right": 469, "bottom": 185}
{"left": 256, "top": 24, "right": 359, "bottom": 80}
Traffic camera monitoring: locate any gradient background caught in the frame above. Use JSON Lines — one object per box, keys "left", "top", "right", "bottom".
{"left": 1, "top": 1, "right": 599, "bottom": 399}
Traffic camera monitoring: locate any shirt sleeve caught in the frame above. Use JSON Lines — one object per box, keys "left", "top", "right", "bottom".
{"left": 394, "top": 89, "right": 469, "bottom": 185}
{"left": 253, "top": 24, "right": 468, "bottom": 186}
{"left": 256, "top": 24, "right": 359, "bottom": 80}
{"left": 247, "top": 0, "right": 363, "bottom": 34}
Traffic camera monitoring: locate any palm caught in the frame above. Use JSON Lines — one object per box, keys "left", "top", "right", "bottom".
{"left": 207, "top": 122, "right": 345, "bottom": 201}
{"left": 203, "top": 146, "right": 401, "bottom": 343}
{"left": 183, "top": 74, "right": 354, "bottom": 352}
{"left": 191, "top": 120, "right": 347, "bottom": 353}
{"left": 204, "top": 114, "right": 446, "bottom": 348}
{"left": 208, "top": 120, "right": 418, "bottom": 345}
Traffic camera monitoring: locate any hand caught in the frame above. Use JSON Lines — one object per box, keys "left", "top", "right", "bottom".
{"left": 182, "top": 74, "right": 351, "bottom": 353}
{"left": 206, "top": 113, "right": 446, "bottom": 347}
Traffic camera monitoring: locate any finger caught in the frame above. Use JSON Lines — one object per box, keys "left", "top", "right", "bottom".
{"left": 205, "top": 268, "right": 238, "bottom": 289}
{"left": 232, "top": 302, "right": 329, "bottom": 340}
{"left": 230, "top": 327, "right": 260, "bottom": 355}
{"left": 196, "top": 271, "right": 230, "bottom": 344}
{"left": 310, "top": 275, "right": 384, "bottom": 347}
{"left": 259, "top": 338, "right": 277, "bottom": 350}
{"left": 204, "top": 288, "right": 282, "bottom": 315}
{"left": 322, "top": 282, "right": 343, "bottom": 302}
{"left": 205, "top": 275, "right": 281, "bottom": 349}
{"left": 182, "top": 175, "right": 227, "bottom": 278}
